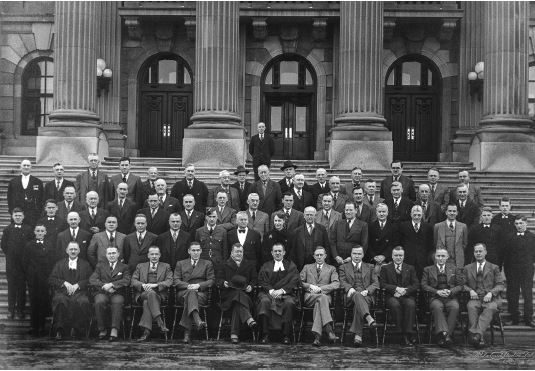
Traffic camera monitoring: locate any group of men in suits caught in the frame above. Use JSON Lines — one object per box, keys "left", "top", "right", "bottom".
{"left": 3, "top": 155, "right": 535, "bottom": 344}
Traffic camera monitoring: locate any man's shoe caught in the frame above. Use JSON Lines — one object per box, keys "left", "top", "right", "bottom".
{"left": 108, "top": 335, "right": 118, "bottom": 342}
{"left": 248, "top": 320, "right": 257, "bottom": 329}
{"left": 312, "top": 334, "right": 321, "bottom": 347}
{"left": 527, "top": 321, "right": 535, "bottom": 328}
{"left": 437, "top": 332, "right": 446, "bottom": 347}
{"left": 137, "top": 329, "right": 151, "bottom": 342}
{"left": 55, "top": 330, "right": 63, "bottom": 341}
{"left": 444, "top": 334, "right": 453, "bottom": 346}
{"left": 183, "top": 331, "right": 191, "bottom": 344}
{"left": 327, "top": 331, "right": 339, "bottom": 343}
{"left": 282, "top": 336, "right": 291, "bottom": 345}
{"left": 260, "top": 335, "right": 269, "bottom": 344}
{"left": 28, "top": 328, "right": 38, "bottom": 337}
{"left": 231, "top": 337, "right": 239, "bottom": 344}
{"left": 353, "top": 338, "right": 363, "bottom": 347}
{"left": 471, "top": 333, "right": 481, "bottom": 347}
{"left": 196, "top": 321, "right": 207, "bottom": 330}
{"left": 403, "top": 335, "right": 416, "bottom": 346}
{"left": 98, "top": 334, "right": 107, "bottom": 341}
{"left": 159, "top": 324, "right": 169, "bottom": 333}
{"left": 477, "top": 339, "right": 486, "bottom": 348}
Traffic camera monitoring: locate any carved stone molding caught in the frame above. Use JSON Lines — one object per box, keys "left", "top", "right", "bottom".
{"left": 124, "top": 17, "right": 141, "bottom": 41}
{"left": 440, "top": 18, "right": 457, "bottom": 41}
{"left": 252, "top": 17, "right": 268, "bottom": 40}
{"left": 384, "top": 18, "right": 396, "bottom": 41}
{"left": 280, "top": 25, "right": 299, "bottom": 53}
{"left": 312, "top": 18, "right": 327, "bottom": 41}
{"left": 184, "top": 16, "right": 196, "bottom": 41}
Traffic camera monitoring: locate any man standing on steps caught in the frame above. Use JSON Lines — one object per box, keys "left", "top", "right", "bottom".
{"left": 75, "top": 153, "right": 112, "bottom": 208}
{"left": 426, "top": 168, "right": 450, "bottom": 212}
{"left": 380, "top": 161, "right": 416, "bottom": 202}
{"left": 141, "top": 167, "right": 159, "bottom": 205}
{"left": 8, "top": 159, "right": 44, "bottom": 227}
{"left": 110, "top": 156, "right": 144, "bottom": 209}
{"left": 453, "top": 170, "right": 484, "bottom": 207}
{"left": 249, "top": 122, "right": 275, "bottom": 181}
{"left": 170, "top": 164, "right": 209, "bottom": 213}
{"left": 43, "top": 162, "right": 74, "bottom": 203}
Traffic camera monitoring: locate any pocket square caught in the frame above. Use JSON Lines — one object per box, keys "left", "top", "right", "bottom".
{"left": 117, "top": 272, "right": 123, "bottom": 276}
{"left": 82, "top": 241, "right": 87, "bottom": 243}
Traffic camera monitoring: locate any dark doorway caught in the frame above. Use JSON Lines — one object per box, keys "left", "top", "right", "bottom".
{"left": 138, "top": 53, "right": 193, "bottom": 157}
{"left": 261, "top": 55, "right": 316, "bottom": 160}
{"left": 384, "top": 56, "right": 441, "bottom": 161}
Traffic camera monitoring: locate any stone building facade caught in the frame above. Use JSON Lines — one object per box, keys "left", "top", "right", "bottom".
{"left": 1, "top": 1, "right": 535, "bottom": 170}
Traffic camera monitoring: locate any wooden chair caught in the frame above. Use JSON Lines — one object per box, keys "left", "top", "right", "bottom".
{"left": 340, "top": 288, "right": 382, "bottom": 347}
{"left": 297, "top": 287, "right": 337, "bottom": 343}
{"left": 381, "top": 289, "right": 421, "bottom": 345}
{"left": 170, "top": 286, "right": 212, "bottom": 340}
{"left": 129, "top": 286, "right": 168, "bottom": 340}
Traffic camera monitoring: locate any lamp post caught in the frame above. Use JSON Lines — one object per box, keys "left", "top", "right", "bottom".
{"left": 468, "top": 61, "right": 484, "bottom": 101}
{"left": 97, "top": 58, "right": 112, "bottom": 96}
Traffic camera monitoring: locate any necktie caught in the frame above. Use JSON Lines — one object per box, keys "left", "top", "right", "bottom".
{"left": 333, "top": 193, "right": 337, "bottom": 203}
{"left": 439, "top": 265, "right": 445, "bottom": 274}
{"left": 357, "top": 264, "right": 361, "bottom": 273}
{"left": 394, "top": 199, "right": 399, "bottom": 208}
{"left": 172, "top": 231, "right": 178, "bottom": 242}
{"left": 483, "top": 224, "right": 490, "bottom": 228}
{"left": 119, "top": 199, "right": 124, "bottom": 208}
{"left": 188, "top": 180, "right": 193, "bottom": 188}
{"left": 56, "top": 180, "right": 61, "bottom": 190}
{"left": 36, "top": 240, "right": 43, "bottom": 244}
{"left": 91, "top": 209, "right": 96, "bottom": 219}
{"left": 260, "top": 134, "right": 263, "bottom": 140}
{"left": 91, "top": 171, "right": 96, "bottom": 179}
{"left": 395, "top": 264, "right": 401, "bottom": 274}
{"left": 297, "top": 190, "right": 301, "bottom": 198}
{"left": 187, "top": 211, "right": 191, "bottom": 221}
{"left": 109, "top": 234, "right": 115, "bottom": 244}
{"left": 414, "top": 223, "right": 419, "bottom": 233}
{"left": 356, "top": 205, "right": 361, "bottom": 218}
{"left": 15, "top": 225, "right": 21, "bottom": 228}
{"left": 347, "top": 219, "right": 351, "bottom": 232}
{"left": 122, "top": 176, "right": 127, "bottom": 183}
{"left": 240, "top": 183, "right": 244, "bottom": 191}
{"left": 151, "top": 263, "right": 157, "bottom": 271}
{"left": 252, "top": 211, "right": 256, "bottom": 221}
{"left": 449, "top": 222, "right": 454, "bottom": 231}
{"left": 324, "top": 211, "right": 329, "bottom": 220}
{"left": 422, "top": 202, "right": 427, "bottom": 215}
{"left": 380, "top": 221, "right": 384, "bottom": 230}
{"left": 151, "top": 208, "right": 156, "bottom": 218}
{"left": 48, "top": 217, "right": 54, "bottom": 221}
{"left": 460, "top": 201, "right": 465, "bottom": 209}
{"left": 209, "top": 227, "right": 213, "bottom": 235}
{"left": 138, "top": 234, "right": 143, "bottom": 245}
{"left": 477, "top": 264, "right": 483, "bottom": 274}
{"left": 150, "top": 180, "right": 155, "bottom": 190}
{"left": 192, "top": 260, "right": 197, "bottom": 268}
{"left": 518, "top": 233, "right": 524, "bottom": 236}
{"left": 67, "top": 202, "right": 72, "bottom": 211}
{"left": 307, "top": 224, "right": 313, "bottom": 235}
{"left": 110, "top": 262, "right": 114, "bottom": 271}
{"left": 71, "top": 229, "right": 76, "bottom": 241}
{"left": 286, "top": 210, "right": 290, "bottom": 217}
{"left": 316, "top": 265, "right": 321, "bottom": 277}
{"left": 369, "top": 196, "right": 373, "bottom": 205}
{"left": 159, "top": 196, "right": 164, "bottom": 206}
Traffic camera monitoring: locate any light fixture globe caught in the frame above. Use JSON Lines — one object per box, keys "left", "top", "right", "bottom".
{"left": 97, "top": 58, "right": 107, "bottom": 71}
{"left": 97, "top": 67, "right": 103, "bottom": 77}
{"left": 474, "top": 61, "right": 484, "bottom": 74}
{"left": 468, "top": 72, "right": 477, "bottom": 81}
{"left": 477, "top": 71, "right": 484, "bottom": 80}
{"left": 103, "top": 68, "right": 113, "bottom": 78}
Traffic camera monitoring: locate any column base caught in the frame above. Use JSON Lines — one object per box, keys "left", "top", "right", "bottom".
{"left": 36, "top": 123, "right": 109, "bottom": 165}
{"left": 451, "top": 128, "right": 477, "bottom": 162}
{"left": 182, "top": 123, "right": 246, "bottom": 167}
{"left": 329, "top": 127, "right": 392, "bottom": 170}
{"left": 469, "top": 127, "right": 535, "bottom": 171}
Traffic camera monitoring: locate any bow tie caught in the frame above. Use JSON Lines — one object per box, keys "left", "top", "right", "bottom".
{"left": 483, "top": 225, "right": 490, "bottom": 228}
{"left": 518, "top": 233, "right": 525, "bottom": 236}
{"left": 48, "top": 217, "right": 54, "bottom": 221}
{"left": 14, "top": 225, "right": 21, "bottom": 228}
{"left": 238, "top": 229, "right": 246, "bottom": 233}
{"left": 36, "top": 240, "right": 43, "bottom": 244}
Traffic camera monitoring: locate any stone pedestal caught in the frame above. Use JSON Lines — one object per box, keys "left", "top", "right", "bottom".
{"left": 183, "top": 1, "right": 245, "bottom": 167}
{"left": 330, "top": 2, "right": 392, "bottom": 170}
{"left": 469, "top": 2, "right": 535, "bottom": 171}
{"left": 36, "top": 2, "right": 108, "bottom": 165}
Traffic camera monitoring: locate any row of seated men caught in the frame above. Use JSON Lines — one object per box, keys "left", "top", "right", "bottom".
{"left": 5, "top": 157, "right": 533, "bottom": 329}
{"left": 12, "top": 212, "right": 505, "bottom": 350}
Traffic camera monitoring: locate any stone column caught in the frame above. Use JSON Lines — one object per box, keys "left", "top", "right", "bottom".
{"left": 182, "top": 1, "right": 245, "bottom": 167}
{"left": 330, "top": 1, "right": 391, "bottom": 170}
{"left": 36, "top": 1, "right": 108, "bottom": 165}
{"left": 469, "top": 1, "right": 535, "bottom": 171}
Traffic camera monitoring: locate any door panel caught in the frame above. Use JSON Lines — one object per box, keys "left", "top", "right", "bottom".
{"left": 140, "top": 93, "right": 166, "bottom": 157}
{"left": 167, "top": 93, "right": 191, "bottom": 157}
{"left": 385, "top": 95, "right": 410, "bottom": 158}
{"left": 412, "top": 95, "right": 437, "bottom": 161}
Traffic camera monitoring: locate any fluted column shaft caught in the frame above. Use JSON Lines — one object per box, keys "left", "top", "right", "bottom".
{"left": 480, "top": 1, "right": 531, "bottom": 127}
{"left": 335, "top": 1, "right": 385, "bottom": 128}
{"left": 49, "top": 1, "right": 99, "bottom": 123}
{"left": 191, "top": 1, "right": 241, "bottom": 125}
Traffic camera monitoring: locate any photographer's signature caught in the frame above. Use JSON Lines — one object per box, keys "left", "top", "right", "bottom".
{"left": 474, "top": 351, "right": 535, "bottom": 364}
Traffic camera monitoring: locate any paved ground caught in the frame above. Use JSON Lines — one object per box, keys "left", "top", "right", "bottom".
{"left": 0, "top": 333, "right": 534, "bottom": 369}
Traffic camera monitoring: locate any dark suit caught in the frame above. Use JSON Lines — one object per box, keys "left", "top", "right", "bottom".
{"left": 170, "top": 178, "right": 209, "bottom": 212}
{"left": 463, "top": 261, "right": 504, "bottom": 335}
{"left": 397, "top": 221, "right": 433, "bottom": 278}
{"left": 56, "top": 227, "right": 92, "bottom": 262}
{"left": 123, "top": 231, "right": 158, "bottom": 272}
{"left": 362, "top": 195, "right": 384, "bottom": 223}
{"left": 23, "top": 239, "right": 56, "bottom": 330}
{"left": 330, "top": 218, "right": 369, "bottom": 261}
{"left": 75, "top": 169, "right": 113, "bottom": 207}
{"left": 216, "top": 258, "right": 258, "bottom": 335}
{"left": 110, "top": 173, "right": 144, "bottom": 209}
{"left": 491, "top": 213, "right": 516, "bottom": 235}
{"left": 106, "top": 198, "right": 137, "bottom": 235}
{"left": 456, "top": 199, "right": 480, "bottom": 227}
{"left": 249, "top": 133, "right": 275, "bottom": 179}
{"left": 341, "top": 181, "right": 362, "bottom": 196}
{"left": 131, "top": 261, "right": 173, "bottom": 330}
{"left": 79, "top": 207, "right": 110, "bottom": 234}
{"left": 36, "top": 216, "right": 68, "bottom": 247}
{"left": 365, "top": 220, "right": 397, "bottom": 264}
{"left": 316, "top": 192, "right": 349, "bottom": 214}
{"left": 137, "top": 207, "right": 170, "bottom": 236}
{"left": 309, "top": 182, "right": 330, "bottom": 207}
{"left": 380, "top": 175, "right": 416, "bottom": 201}
{"left": 467, "top": 224, "right": 503, "bottom": 267}
{"left": 415, "top": 199, "right": 444, "bottom": 226}
{"left": 451, "top": 183, "right": 483, "bottom": 207}
{"left": 208, "top": 185, "right": 240, "bottom": 211}
{"left": 215, "top": 206, "right": 237, "bottom": 231}
{"left": 339, "top": 261, "right": 379, "bottom": 335}
{"left": 379, "top": 262, "right": 419, "bottom": 335}
{"left": 290, "top": 188, "right": 314, "bottom": 213}
{"left": 174, "top": 258, "right": 215, "bottom": 330}
{"left": 257, "top": 259, "right": 299, "bottom": 335}
{"left": 179, "top": 210, "right": 205, "bottom": 234}
{"left": 142, "top": 195, "right": 181, "bottom": 215}
{"left": 87, "top": 231, "right": 126, "bottom": 268}
{"left": 251, "top": 179, "right": 282, "bottom": 216}
{"left": 427, "top": 183, "right": 450, "bottom": 211}
{"left": 504, "top": 231, "right": 535, "bottom": 323}
{"left": 227, "top": 228, "right": 262, "bottom": 268}
{"left": 8, "top": 175, "right": 44, "bottom": 226}
{"left": 89, "top": 261, "right": 131, "bottom": 331}
{"left": 156, "top": 229, "right": 192, "bottom": 269}
{"left": 57, "top": 199, "right": 84, "bottom": 221}
{"left": 355, "top": 203, "right": 373, "bottom": 224}
{"left": 44, "top": 179, "right": 75, "bottom": 202}
{"left": 385, "top": 197, "right": 414, "bottom": 224}
{"left": 141, "top": 179, "right": 156, "bottom": 204}
{"left": 290, "top": 223, "right": 330, "bottom": 271}
{"left": 48, "top": 257, "right": 93, "bottom": 332}
{"left": 421, "top": 263, "right": 462, "bottom": 335}
{"left": 247, "top": 209, "right": 270, "bottom": 240}
{"left": 270, "top": 208, "right": 304, "bottom": 232}
{"left": 231, "top": 181, "right": 253, "bottom": 211}
{"left": 195, "top": 225, "right": 228, "bottom": 266}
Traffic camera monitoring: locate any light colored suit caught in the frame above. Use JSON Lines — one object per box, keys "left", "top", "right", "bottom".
{"left": 247, "top": 209, "right": 269, "bottom": 240}
{"left": 316, "top": 192, "right": 350, "bottom": 214}
{"left": 427, "top": 183, "right": 450, "bottom": 211}
{"left": 208, "top": 185, "right": 241, "bottom": 211}
{"left": 215, "top": 206, "right": 237, "bottom": 231}
{"left": 434, "top": 220, "right": 468, "bottom": 268}
{"left": 300, "top": 263, "right": 340, "bottom": 335}
{"left": 315, "top": 209, "right": 342, "bottom": 235}
{"left": 87, "top": 230, "right": 126, "bottom": 267}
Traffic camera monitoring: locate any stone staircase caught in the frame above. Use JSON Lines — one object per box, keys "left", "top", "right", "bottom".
{"left": 0, "top": 155, "right": 533, "bottom": 332}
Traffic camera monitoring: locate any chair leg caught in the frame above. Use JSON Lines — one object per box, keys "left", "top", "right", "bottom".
{"left": 298, "top": 310, "right": 305, "bottom": 343}
{"left": 382, "top": 311, "right": 388, "bottom": 346}
{"left": 415, "top": 313, "right": 421, "bottom": 344}
{"left": 171, "top": 307, "right": 180, "bottom": 340}
{"left": 374, "top": 326, "right": 379, "bottom": 348}
{"left": 162, "top": 312, "right": 168, "bottom": 341}
{"left": 217, "top": 310, "right": 223, "bottom": 341}
{"left": 122, "top": 319, "right": 126, "bottom": 340}
{"left": 129, "top": 308, "right": 136, "bottom": 340}
{"left": 341, "top": 310, "right": 347, "bottom": 344}
{"left": 427, "top": 313, "right": 433, "bottom": 344}
{"left": 499, "top": 315, "right": 505, "bottom": 346}
{"left": 202, "top": 308, "right": 209, "bottom": 340}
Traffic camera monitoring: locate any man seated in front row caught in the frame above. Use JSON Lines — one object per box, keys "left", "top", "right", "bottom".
{"left": 89, "top": 246, "right": 131, "bottom": 341}
{"left": 300, "top": 246, "right": 340, "bottom": 346}
{"left": 257, "top": 243, "right": 299, "bottom": 345}
{"left": 463, "top": 243, "right": 505, "bottom": 348}
{"left": 174, "top": 241, "right": 215, "bottom": 344}
{"left": 421, "top": 248, "right": 462, "bottom": 346}
{"left": 379, "top": 246, "right": 419, "bottom": 345}
{"left": 131, "top": 246, "right": 173, "bottom": 341}
{"left": 216, "top": 243, "right": 258, "bottom": 344}
{"left": 339, "top": 246, "right": 379, "bottom": 347}
{"left": 48, "top": 241, "right": 93, "bottom": 340}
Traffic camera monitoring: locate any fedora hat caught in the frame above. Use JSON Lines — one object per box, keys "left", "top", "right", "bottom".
{"left": 234, "top": 165, "right": 249, "bottom": 175}
{"left": 280, "top": 160, "right": 298, "bottom": 171}
{"left": 229, "top": 274, "right": 248, "bottom": 290}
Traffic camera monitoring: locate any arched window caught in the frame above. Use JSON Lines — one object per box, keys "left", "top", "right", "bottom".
{"left": 263, "top": 57, "right": 315, "bottom": 89}
{"left": 386, "top": 58, "right": 437, "bottom": 88}
{"left": 21, "top": 57, "right": 53, "bottom": 135}
{"left": 141, "top": 54, "right": 192, "bottom": 88}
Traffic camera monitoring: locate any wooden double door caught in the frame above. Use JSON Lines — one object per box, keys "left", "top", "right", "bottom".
{"left": 264, "top": 93, "right": 314, "bottom": 160}
{"left": 384, "top": 92, "right": 439, "bottom": 161}
{"left": 139, "top": 91, "right": 192, "bottom": 157}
